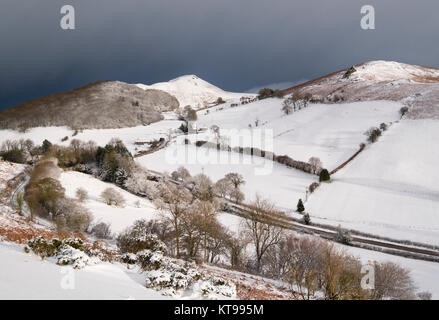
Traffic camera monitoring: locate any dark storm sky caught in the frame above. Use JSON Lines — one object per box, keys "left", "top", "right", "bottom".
{"left": 1, "top": 0, "right": 438, "bottom": 110}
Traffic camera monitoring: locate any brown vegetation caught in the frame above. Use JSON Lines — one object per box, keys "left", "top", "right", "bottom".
{"left": 0, "top": 81, "right": 179, "bottom": 130}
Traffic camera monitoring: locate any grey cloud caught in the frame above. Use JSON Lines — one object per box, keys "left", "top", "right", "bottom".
{"left": 1, "top": 0, "right": 438, "bottom": 109}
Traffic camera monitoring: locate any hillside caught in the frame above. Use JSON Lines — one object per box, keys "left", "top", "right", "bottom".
{"left": 0, "top": 81, "right": 179, "bottom": 131}
{"left": 137, "top": 75, "right": 252, "bottom": 109}
{"left": 282, "top": 60, "right": 439, "bottom": 119}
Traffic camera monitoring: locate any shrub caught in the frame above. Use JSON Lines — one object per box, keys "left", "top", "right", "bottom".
{"left": 365, "top": 127, "right": 382, "bottom": 143}
{"left": 25, "top": 177, "right": 66, "bottom": 219}
{"left": 179, "top": 123, "right": 188, "bottom": 133}
{"left": 379, "top": 123, "right": 388, "bottom": 131}
{"left": 120, "top": 253, "right": 137, "bottom": 264}
{"left": 297, "top": 199, "right": 305, "bottom": 213}
{"left": 53, "top": 198, "right": 93, "bottom": 232}
{"left": 302, "top": 213, "right": 311, "bottom": 225}
{"left": 25, "top": 236, "right": 85, "bottom": 259}
{"left": 309, "top": 182, "right": 320, "bottom": 193}
{"left": 100, "top": 187, "right": 126, "bottom": 207}
{"left": 417, "top": 291, "right": 432, "bottom": 300}
{"left": 281, "top": 99, "right": 293, "bottom": 115}
{"left": 343, "top": 66, "right": 357, "bottom": 79}
{"left": 319, "top": 169, "right": 330, "bottom": 182}
{"left": 75, "top": 188, "right": 88, "bottom": 202}
{"left": 41, "top": 139, "right": 52, "bottom": 154}
{"left": 0, "top": 149, "right": 26, "bottom": 163}
{"left": 117, "top": 219, "right": 167, "bottom": 254}
{"left": 335, "top": 225, "right": 353, "bottom": 245}
{"left": 258, "top": 88, "right": 274, "bottom": 100}
{"left": 400, "top": 106, "right": 409, "bottom": 117}
{"left": 171, "top": 166, "right": 191, "bottom": 182}
{"left": 91, "top": 222, "right": 112, "bottom": 239}
{"left": 181, "top": 105, "right": 198, "bottom": 121}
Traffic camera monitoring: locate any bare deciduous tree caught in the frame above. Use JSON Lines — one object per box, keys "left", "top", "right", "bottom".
{"left": 225, "top": 172, "right": 245, "bottom": 189}
{"left": 229, "top": 188, "right": 245, "bottom": 204}
{"left": 214, "top": 178, "right": 234, "bottom": 198}
{"left": 308, "top": 157, "right": 323, "bottom": 174}
{"left": 75, "top": 187, "right": 88, "bottom": 202}
{"left": 156, "top": 183, "right": 192, "bottom": 257}
{"left": 100, "top": 187, "right": 126, "bottom": 207}
{"left": 243, "top": 195, "right": 284, "bottom": 272}
{"left": 370, "top": 261, "right": 417, "bottom": 300}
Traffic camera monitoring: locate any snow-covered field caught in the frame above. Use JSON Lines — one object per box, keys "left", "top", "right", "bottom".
{"left": 307, "top": 119, "right": 439, "bottom": 245}
{"left": 0, "top": 242, "right": 167, "bottom": 300}
{"left": 0, "top": 119, "right": 181, "bottom": 155}
{"left": 193, "top": 99, "right": 402, "bottom": 169}
{"left": 60, "top": 171, "right": 159, "bottom": 234}
{"left": 137, "top": 144, "right": 316, "bottom": 207}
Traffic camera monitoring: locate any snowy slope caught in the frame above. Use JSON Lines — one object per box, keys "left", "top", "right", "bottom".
{"left": 193, "top": 99, "right": 402, "bottom": 169}
{"left": 137, "top": 75, "right": 252, "bottom": 109}
{"left": 0, "top": 242, "right": 168, "bottom": 300}
{"left": 352, "top": 61, "right": 439, "bottom": 83}
{"left": 60, "top": 171, "right": 159, "bottom": 234}
{"left": 0, "top": 120, "right": 181, "bottom": 156}
{"left": 0, "top": 160, "right": 26, "bottom": 191}
{"left": 136, "top": 144, "right": 316, "bottom": 208}
{"left": 135, "top": 99, "right": 401, "bottom": 208}
{"left": 307, "top": 120, "right": 439, "bottom": 245}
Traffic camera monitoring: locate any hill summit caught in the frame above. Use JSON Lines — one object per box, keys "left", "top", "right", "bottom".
{"left": 0, "top": 81, "right": 179, "bottom": 131}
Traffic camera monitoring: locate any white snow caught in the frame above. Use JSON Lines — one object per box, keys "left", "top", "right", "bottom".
{"left": 59, "top": 171, "right": 159, "bottom": 234}
{"left": 0, "top": 242, "right": 168, "bottom": 300}
{"left": 135, "top": 99, "right": 401, "bottom": 209}
{"left": 137, "top": 75, "right": 252, "bottom": 109}
{"left": 307, "top": 120, "right": 439, "bottom": 245}
{"left": 136, "top": 144, "right": 316, "bottom": 208}
{"left": 193, "top": 99, "right": 402, "bottom": 169}
{"left": 0, "top": 160, "right": 26, "bottom": 191}
{"left": 0, "top": 120, "right": 182, "bottom": 156}
{"left": 352, "top": 60, "right": 439, "bottom": 83}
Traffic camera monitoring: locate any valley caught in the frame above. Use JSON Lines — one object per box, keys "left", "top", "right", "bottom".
{"left": 1, "top": 60, "right": 439, "bottom": 299}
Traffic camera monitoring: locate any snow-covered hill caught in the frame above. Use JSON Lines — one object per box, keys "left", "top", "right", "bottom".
{"left": 1, "top": 60, "right": 439, "bottom": 299}
{"left": 351, "top": 60, "right": 439, "bottom": 83}
{"left": 282, "top": 60, "right": 439, "bottom": 119}
{"left": 137, "top": 75, "right": 253, "bottom": 109}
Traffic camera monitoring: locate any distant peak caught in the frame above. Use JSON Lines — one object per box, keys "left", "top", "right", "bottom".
{"left": 169, "top": 74, "right": 201, "bottom": 82}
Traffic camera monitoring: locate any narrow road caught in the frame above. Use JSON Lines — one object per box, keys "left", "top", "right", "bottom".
{"left": 8, "top": 170, "right": 31, "bottom": 217}
{"left": 225, "top": 202, "right": 439, "bottom": 263}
